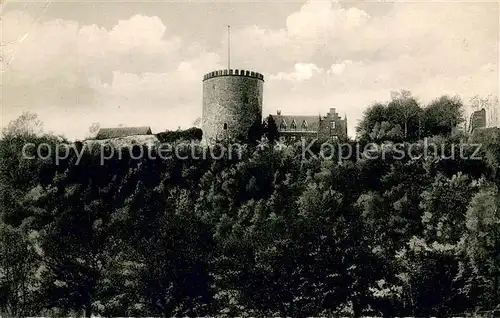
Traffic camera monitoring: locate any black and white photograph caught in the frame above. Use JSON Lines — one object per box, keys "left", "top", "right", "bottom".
{"left": 0, "top": 0, "right": 499, "bottom": 316}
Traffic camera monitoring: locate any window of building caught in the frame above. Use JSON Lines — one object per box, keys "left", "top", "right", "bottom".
{"left": 291, "top": 119, "right": 297, "bottom": 130}
{"left": 330, "top": 121, "right": 336, "bottom": 129}
{"left": 223, "top": 123, "right": 228, "bottom": 130}
{"left": 280, "top": 120, "right": 287, "bottom": 130}
{"left": 302, "top": 120, "right": 308, "bottom": 130}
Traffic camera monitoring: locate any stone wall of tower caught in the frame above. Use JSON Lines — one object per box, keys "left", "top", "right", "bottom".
{"left": 202, "top": 69, "right": 264, "bottom": 144}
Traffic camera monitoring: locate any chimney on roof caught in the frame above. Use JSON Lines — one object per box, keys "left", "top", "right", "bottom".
{"left": 277, "top": 110, "right": 281, "bottom": 115}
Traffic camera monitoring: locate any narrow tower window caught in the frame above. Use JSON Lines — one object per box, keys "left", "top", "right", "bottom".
{"left": 330, "top": 121, "right": 336, "bottom": 129}
{"left": 223, "top": 123, "right": 228, "bottom": 130}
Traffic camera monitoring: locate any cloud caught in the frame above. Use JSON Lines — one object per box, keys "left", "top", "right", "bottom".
{"left": 235, "top": 0, "right": 496, "bottom": 69}
{"left": 286, "top": 1, "right": 370, "bottom": 39}
{"left": 270, "top": 63, "right": 323, "bottom": 81}
{"left": 226, "top": 1, "right": 372, "bottom": 72}
{"left": 107, "top": 15, "right": 168, "bottom": 52}
{"left": 235, "top": 0, "right": 497, "bottom": 136}
{"left": 1, "top": 11, "right": 222, "bottom": 139}
{"left": 328, "top": 60, "right": 353, "bottom": 75}
{"left": 1, "top": 0, "right": 498, "bottom": 139}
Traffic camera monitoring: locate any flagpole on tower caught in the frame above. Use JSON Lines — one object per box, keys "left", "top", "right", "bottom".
{"left": 227, "top": 25, "right": 231, "bottom": 70}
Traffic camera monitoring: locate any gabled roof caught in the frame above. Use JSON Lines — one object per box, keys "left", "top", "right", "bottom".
{"left": 95, "top": 126, "right": 152, "bottom": 140}
{"left": 273, "top": 115, "right": 321, "bottom": 131}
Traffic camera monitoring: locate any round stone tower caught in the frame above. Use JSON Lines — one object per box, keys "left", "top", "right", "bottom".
{"left": 202, "top": 69, "right": 264, "bottom": 144}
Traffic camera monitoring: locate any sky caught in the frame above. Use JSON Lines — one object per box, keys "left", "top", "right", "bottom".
{"left": 1, "top": 0, "right": 499, "bottom": 140}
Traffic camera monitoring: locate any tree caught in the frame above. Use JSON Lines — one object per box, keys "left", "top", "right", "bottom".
{"left": 419, "top": 172, "right": 477, "bottom": 244}
{"left": 357, "top": 91, "right": 423, "bottom": 142}
{"left": 423, "top": 96, "right": 464, "bottom": 137}
{"left": 394, "top": 237, "right": 462, "bottom": 316}
{"left": 356, "top": 103, "right": 388, "bottom": 142}
{"left": 87, "top": 123, "right": 100, "bottom": 139}
{"left": 2, "top": 112, "right": 43, "bottom": 138}
{"left": 368, "top": 121, "right": 403, "bottom": 142}
{"left": 30, "top": 153, "right": 121, "bottom": 317}
{"left": 192, "top": 117, "right": 202, "bottom": 127}
{"left": 0, "top": 223, "right": 42, "bottom": 316}
{"left": 458, "top": 184, "right": 500, "bottom": 309}
{"left": 264, "top": 115, "right": 279, "bottom": 142}
{"left": 389, "top": 90, "right": 422, "bottom": 141}
{"left": 4, "top": 90, "right": 500, "bottom": 316}
{"left": 156, "top": 127, "right": 202, "bottom": 143}
{"left": 247, "top": 120, "right": 264, "bottom": 144}
{"left": 106, "top": 159, "right": 215, "bottom": 316}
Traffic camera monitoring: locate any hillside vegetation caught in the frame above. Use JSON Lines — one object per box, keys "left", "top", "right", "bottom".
{"left": 1, "top": 93, "right": 500, "bottom": 317}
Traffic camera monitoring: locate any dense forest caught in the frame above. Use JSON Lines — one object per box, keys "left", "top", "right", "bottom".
{"left": 1, "top": 92, "right": 500, "bottom": 317}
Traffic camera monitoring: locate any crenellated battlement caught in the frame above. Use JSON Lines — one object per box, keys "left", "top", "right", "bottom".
{"left": 203, "top": 69, "right": 265, "bottom": 81}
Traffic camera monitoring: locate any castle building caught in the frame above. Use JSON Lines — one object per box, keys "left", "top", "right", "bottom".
{"left": 270, "top": 108, "right": 348, "bottom": 142}
{"left": 469, "top": 108, "right": 486, "bottom": 132}
{"left": 201, "top": 68, "right": 348, "bottom": 144}
{"left": 95, "top": 126, "right": 152, "bottom": 140}
{"left": 201, "top": 69, "right": 264, "bottom": 144}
